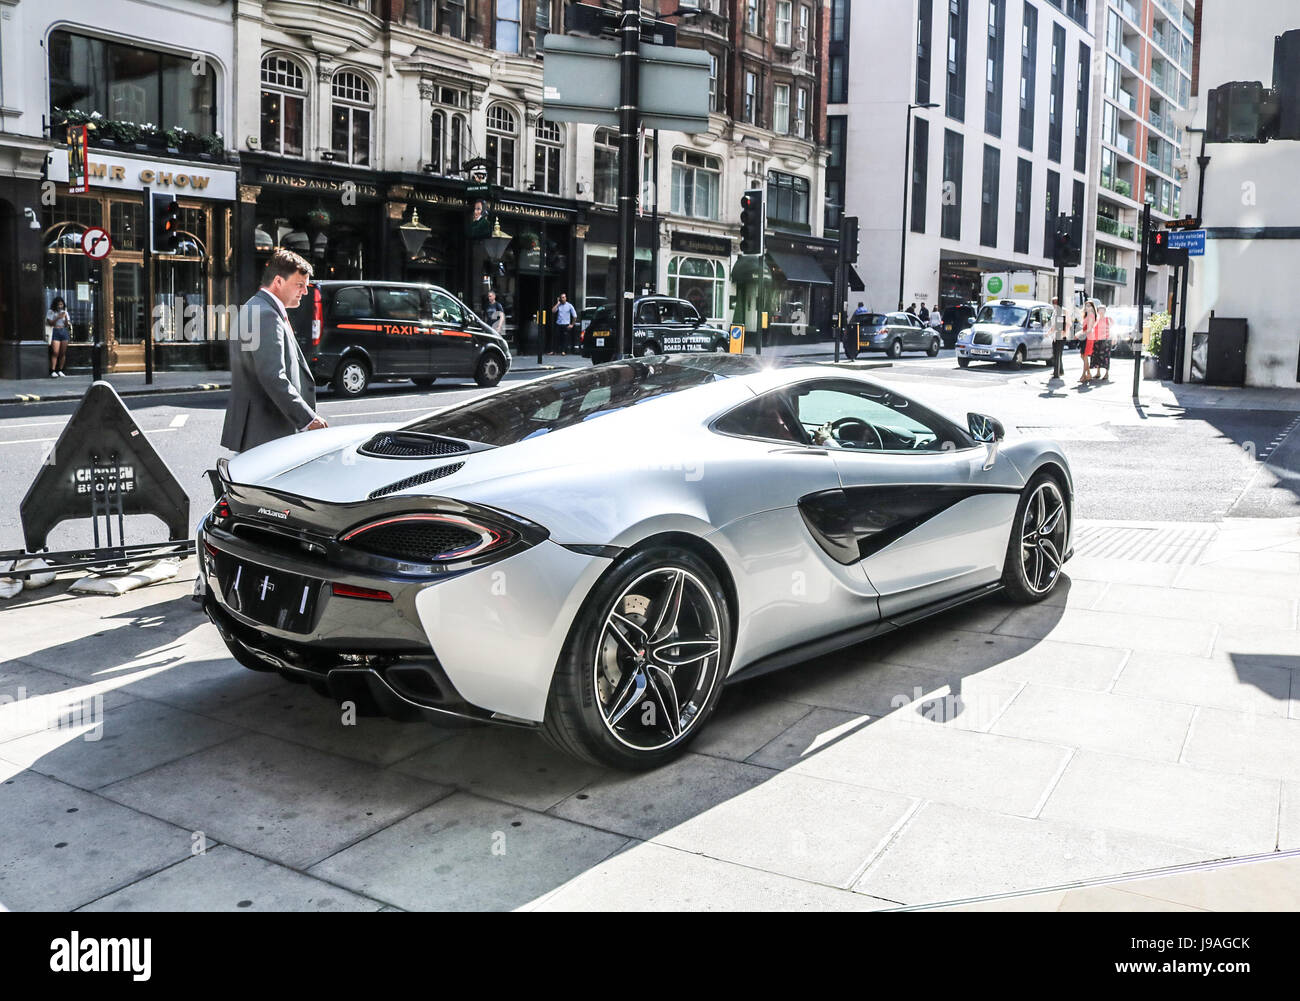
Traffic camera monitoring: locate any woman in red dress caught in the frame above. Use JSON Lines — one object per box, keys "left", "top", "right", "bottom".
{"left": 1078, "top": 299, "right": 1098, "bottom": 385}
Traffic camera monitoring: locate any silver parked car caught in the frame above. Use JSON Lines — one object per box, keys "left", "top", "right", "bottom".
{"left": 859, "top": 311, "right": 943, "bottom": 357}
{"left": 198, "top": 356, "right": 1074, "bottom": 770}
{"left": 956, "top": 299, "right": 1055, "bottom": 369}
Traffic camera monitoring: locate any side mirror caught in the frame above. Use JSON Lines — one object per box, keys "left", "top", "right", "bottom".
{"left": 692, "top": 315, "right": 703, "bottom": 327}
{"left": 968, "top": 413, "right": 1005, "bottom": 443}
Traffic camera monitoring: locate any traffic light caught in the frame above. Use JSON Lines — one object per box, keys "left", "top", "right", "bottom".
{"left": 839, "top": 215, "right": 859, "bottom": 264}
{"left": 739, "top": 188, "right": 765, "bottom": 256}
{"left": 1147, "top": 227, "right": 1169, "bottom": 266}
{"left": 151, "top": 193, "right": 181, "bottom": 254}
{"left": 1273, "top": 29, "right": 1300, "bottom": 141}
{"left": 1052, "top": 213, "right": 1081, "bottom": 268}
{"left": 1206, "top": 81, "right": 1271, "bottom": 143}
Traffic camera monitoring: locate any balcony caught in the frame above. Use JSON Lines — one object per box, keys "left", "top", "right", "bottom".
{"left": 1117, "top": 89, "right": 1137, "bottom": 112}
{"left": 1102, "top": 174, "right": 1134, "bottom": 199}
{"left": 1120, "top": 45, "right": 1141, "bottom": 72}
{"left": 1112, "top": 132, "right": 1134, "bottom": 155}
{"left": 1094, "top": 261, "right": 1128, "bottom": 284}
{"left": 1118, "top": 0, "right": 1140, "bottom": 25}
{"left": 1096, "top": 214, "right": 1136, "bottom": 241}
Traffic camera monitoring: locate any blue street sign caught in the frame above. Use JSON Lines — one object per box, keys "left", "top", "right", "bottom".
{"left": 1167, "top": 229, "right": 1206, "bottom": 256}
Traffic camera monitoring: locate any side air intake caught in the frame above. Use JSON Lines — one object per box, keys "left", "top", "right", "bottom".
{"left": 358, "top": 432, "right": 470, "bottom": 459}
{"left": 368, "top": 462, "right": 465, "bottom": 499}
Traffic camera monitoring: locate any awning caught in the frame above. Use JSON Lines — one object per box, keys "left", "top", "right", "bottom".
{"left": 846, "top": 264, "right": 865, "bottom": 292}
{"left": 770, "top": 250, "right": 832, "bottom": 286}
{"left": 730, "top": 254, "right": 774, "bottom": 284}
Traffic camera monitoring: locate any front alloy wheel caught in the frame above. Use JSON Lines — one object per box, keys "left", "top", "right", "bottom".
{"left": 543, "top": 547, "right": 731, "bottom": 769}
{"left": 1003, "top": 475, "right": 1068, "bottom": 602}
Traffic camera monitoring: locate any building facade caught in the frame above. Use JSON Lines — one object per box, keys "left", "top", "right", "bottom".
{"left": 1179, "top": 0, "right": 1299, "bottom": 389}
{"left": 0, "top": 0, "right": 237, "bottom": 377}
{"left": 1083, "top": 0, "right": 1196, "bottom": 308}
{"left": 831, "top": 0, "right": 1097, "bottom": 316}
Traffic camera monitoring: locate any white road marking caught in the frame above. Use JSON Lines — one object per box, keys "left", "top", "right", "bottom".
{"left": 170, "top": 413, "right": 189, "bottom": 428}
{"left": 0, "top": 427, "right": 180, "bottom": 447}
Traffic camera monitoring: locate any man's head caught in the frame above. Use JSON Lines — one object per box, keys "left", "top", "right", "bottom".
{"left": 558, "top": 292, "right": 568, "bottom": 303}
{"left": 260, "top": 249, "right": 312, "bottom": 310}
{"left": 857, "top": 301, "right": 864, "bottom": 308}
{"left": 487, "top": 291, "right": 497, "bottom": 303}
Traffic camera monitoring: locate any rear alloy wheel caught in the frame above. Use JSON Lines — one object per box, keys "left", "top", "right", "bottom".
{"left": 474, "top": 351, "right": 505, "bottom": 388}
{"left": 888, "top": 338, "right": 903, "bottom": 359}
{"left": 1002, "top": 474, "right": 1068, "bottom": 603}
{"left": 542, "top": 546, "right": 731, "bottom": 769}
{"left": 926, "top": 336, "right": 941, "bottom": 357}
{"left": 333, "top": 358, "right": 370, "bottom": 396}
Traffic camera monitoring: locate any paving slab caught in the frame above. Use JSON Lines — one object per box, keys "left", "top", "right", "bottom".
{"left": 651, "top": 770, "right": 917, "bottom": 887}
{"left": 1172, "top": 564, "right": 1300, "bottom": 598}
{"left": 1058, "top": 557, "right": 1182, "bottom": 587}
{"left": 392, "top": 725, "right": 608, "bottom": 812}
{"left": 309, "top": 791, "right": 628, "bottom": 911}
{"left": 528, "top": 841, "right": 895, "bottom": 911}
{"left": 549, "top": 753, "right": 774, "bottom": 841}
{"left": 99, "top": 732, "right": 453, "bottom": 869}
{"left": 1115, "top": 650, "right": 1294, "bottom": 717}
{"left": 688, "top": 690, "right": 815, "bottom": 762}
{"left": 772, "top": 715, "right": 1072, "bottom": 818}
{"left": 1211, "top": 627, "right": 1300, "bottom": 670}
{"left": 997, "top": 605, "right": 1219, "bottom": 658}
{"left": 1282, "top": 782, "right": 1300, "bottom": 850}
{"left": 1039, "top": 750, "right": 1279, "bottom": 855}
{"left": 210, "top": 686, "right": 455, "bottom": 768}
{"left": 745, "top": 707, "right": 875, "bottom": 770}
{"left": 1180, "top": 706, "right": 1300, "bottom": 783}
{"left": 1054, "top": 885, "right": 1207, "bottom": 911}
{"left": 79, "top": 844, "right": 385, "bottom": 912}
{"left": 0, "top": 771, "right": 193, "bottom": 911}
{"left": 1092, "top": 582, "right": 1297, "bottom": 628}
{"left": 0, "top": 663, "right": 136, "bottom": 743}
{"left": 960, "top": 639, "right": 1130, "bottom": 693}
{"left": 1196, "top": 550, "right": 1300, "bottom": 574}
{"left": 0, "top": 697, "right": 242, "bottom": 790}
{"left": 1114, "top": 854, "right": 1300, "bottom": 911}
{"left": 855, "top": 801, "right": 1207, "bottom": 906}
{"left": 990, "top": 683, "right": 1194, "bottom": 762}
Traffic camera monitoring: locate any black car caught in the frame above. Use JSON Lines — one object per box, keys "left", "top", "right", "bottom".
{"left": 581, "top": 295, "right": 730, "bottom": 363}
{"left": 940, "top": 303, "right": 979, "bottom": 348}
{"left": 287, "top": 281, "right": 512, "bottom": 397}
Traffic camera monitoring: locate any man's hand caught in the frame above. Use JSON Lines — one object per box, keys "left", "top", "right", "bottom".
{"left": 304, "top": 416, "right": 328, "bottom": 431}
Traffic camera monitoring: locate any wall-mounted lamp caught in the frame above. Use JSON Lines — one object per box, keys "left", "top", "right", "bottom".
{"left": 23, "top": 208, "right": 40, "bottom": 231}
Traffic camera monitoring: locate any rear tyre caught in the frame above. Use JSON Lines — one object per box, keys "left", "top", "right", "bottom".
{"left": 474, "top": 350, "right": 505, "bottom": 388}
{"left": 926, "top": 336, "right": 941, "bottom": 357}
{"left": 412, "top": 377, "right": 436, "bottom": 388}
{"left": 888, "top": 338, "right": 903, "bottom": 359}
{"left": 333, "top": 358, "right": 370, "bottom": 396}
{"left": 541, "top": 546, "right": 732, "bottom": 770}
{"left": 1002, "top": 473, "right": 1069, "bottom": 604}
{"left": 957, "top": 357, "right": 970, "bottom": 368}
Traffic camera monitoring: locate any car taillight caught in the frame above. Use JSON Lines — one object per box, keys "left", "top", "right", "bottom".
{"left": 311, "top": 286, "right": 322, "bottom": 346}
{"left": 340, "top": 513, "right": 513, "bottom": 563}
{"left": 332, "top": 583, "right": 393, "bottom": 602}
{"left": 203, "top": 539, "right": 219, "bottom": 558}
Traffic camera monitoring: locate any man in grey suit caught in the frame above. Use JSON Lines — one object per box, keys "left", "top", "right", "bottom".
{"left": 221, "top": 249, "right": 327, "bottom": 452}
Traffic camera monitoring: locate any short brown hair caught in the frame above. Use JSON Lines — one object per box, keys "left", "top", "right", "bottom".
{"left": 261, "top": 249, "right": 312, "bottom": 287}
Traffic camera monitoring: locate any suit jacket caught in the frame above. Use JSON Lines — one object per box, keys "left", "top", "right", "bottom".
{"left": 221, "top": 289, "right": 317, "bottom": 452}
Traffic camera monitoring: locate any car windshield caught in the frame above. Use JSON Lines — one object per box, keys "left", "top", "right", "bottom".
{"left": 976, "top": 304, "right": 1029, "bottom": 326}
{"left": 1106, "top": 306, "right": 1139, "bottom": 329}
{"left": 402, "top": 356, "right": 762, "bottom": 446}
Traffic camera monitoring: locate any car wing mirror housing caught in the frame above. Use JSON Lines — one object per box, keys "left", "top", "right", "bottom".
{"left": 968, "top": 412, "right": 1006, "bottom": 443}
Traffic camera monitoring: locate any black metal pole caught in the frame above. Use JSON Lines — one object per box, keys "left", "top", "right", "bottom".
{"left": 91, "top": 261, "right": 103, "bottom": 382}
{"left": 143, "top": 186, "right": 154, "bottom": 385}
{"left": 1175, "top": 259, "right": 1190, "bottom": 385}
{"left": 1133, "top": 201, "right": 1150, "bottom": 400}
{"left": 616, "top": 0, "right": 640, "bottom": 359}
{"left": 1054, "top": 251, "right": 1066, "bottom": 379}
{"left": 651, "top": 128, "right": 660, "bottom": 289}
{"left": 897, "top": 106, "right": 913, "bottom": 311}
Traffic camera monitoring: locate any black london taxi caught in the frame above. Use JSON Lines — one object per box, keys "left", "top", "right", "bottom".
{"left": 580, "top": 295, "right": 730, "bottom": 364}
{"left": 287, "top": 281, "right": 512, "bottom": 396}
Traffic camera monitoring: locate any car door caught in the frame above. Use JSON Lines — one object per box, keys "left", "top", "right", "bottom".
{"left": 784, "top": 378, "right": 1024, "bottom": 618}
{"left": 1025, "top": 307, "right": 1050, "bottom": 359}
{"left": 370, "top": 286, "right": 428, "bottom": 375}
{"left": 325, "top": 285, "right": 377, "bottom": 368}
{"left": 427, "top": 288, "right": 478, "bottom": 375}
{"left": 635, "top": 299, "right": 664, "bottom": 352}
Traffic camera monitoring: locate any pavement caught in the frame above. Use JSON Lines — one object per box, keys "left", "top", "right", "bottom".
{"left": 0, "top": 341, "right": 847, "bottom": 404}
{"left": 1, "top": 512, "right": 1297, "bottom": 911}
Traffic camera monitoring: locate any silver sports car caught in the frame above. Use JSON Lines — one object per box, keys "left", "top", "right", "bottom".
{"left": 198, "top": 355, "right": 1073, "bottom": 769}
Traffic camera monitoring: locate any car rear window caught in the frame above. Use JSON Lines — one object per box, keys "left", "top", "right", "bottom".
{"left": 331, "top": 286, "right": 372, "bottom": 320}
{"left": 857, "top": 313, "right": 887, "bottom": 325}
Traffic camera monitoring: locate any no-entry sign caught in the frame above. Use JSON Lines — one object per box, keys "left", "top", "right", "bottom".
{"left": 81, "top": 227, "right": 112, "bottom": 260}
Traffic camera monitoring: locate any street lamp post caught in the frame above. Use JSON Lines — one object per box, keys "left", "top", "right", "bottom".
{"left": 898, "top": 102, "right": 939, "bottom": 311}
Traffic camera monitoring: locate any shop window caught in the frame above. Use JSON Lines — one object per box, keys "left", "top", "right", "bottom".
{"left": 670, "top": 148, "right": 720, "bottom": 220}
{"left": 49, "top": 30, "right": 218, "bottom": 137}
{"left": 261, "top": 56, "right": 305, "bottom": 157}
{"left": 331, "top": 71, "right": 373, "bottom": 166}
{"left": 487, "top": 104, "right": 518, "bottom": 188}
{"left": 766, "top": 171, "right": 810, "bottom": 227}
{"left": 668, "top": 256, "right": 725, "bottom": 319}
{"left": 534, "top": 119, "right": 562, "bottom": 195}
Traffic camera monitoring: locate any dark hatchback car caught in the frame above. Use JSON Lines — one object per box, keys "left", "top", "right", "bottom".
{"left": 581, "top": 295, "right": 730, "bottom": 363}
{"left": 940, "top": 303, "right": 979, "bottom": 348}
{"left": 287, "top": 281, "right": 511, "bottom": 396}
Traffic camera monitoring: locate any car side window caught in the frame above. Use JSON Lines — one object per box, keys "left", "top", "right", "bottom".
{"left": 374, "top": 288, "right": 421, "bottom": 322}
{"left": 427, "top": 290, "right": 462, "bottom": 326}
{"left": 331, "top": 287, "right": 371, "bottom": 320}
{"left": 674, "top": 301, "right": 701, "bottom": 324}
{"left": 636, "top": 301, "right": 661, "bottom": 325}
{"left": 787, "top": 383, "right": 961, "bottom": 452}
{"left": 713, "top": 392, "right": 807, "bottom": 444}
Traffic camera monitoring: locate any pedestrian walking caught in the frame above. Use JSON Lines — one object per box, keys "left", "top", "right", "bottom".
{"left": 1050, "top": 296, "right": 1066, "bottom": 379}
{"left": 552, "top": 292, "right": 577, "bottom": 354}
{"left": 918, "top": 302, "right": 930, "bottom": 323}
{"left": 483, "top": 290, "right": 506, "bottom": 339}
{"left": 906, "top": 302, "right": 917, "bottom": 316}
{"left": 928, "top": 308, "right": 943, "bottom": 333}
{"left": 1092, "top": 303, "right": 1113, "bottom": 380}
{"left": 45, "top": 297, "right": 71, "bottom": 377}
{"left": 221, "top": 249, "right": 326, "bottom": 453}
{"left": 1078, "top": 298, "right": 1099, "bottom": 385}
{"left": 847, "top": 301, "right": 869, "bottom": 361}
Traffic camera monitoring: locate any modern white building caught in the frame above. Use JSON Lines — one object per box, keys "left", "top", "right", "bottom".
{"left": 1082, "top": 0, "right": 1196, "bottom": 309}
{"left": 1178, "top": 0, "right": 1299, "bottom": 388}
{"left": 830, "top": 0, "right": 1095, "bottom": 315}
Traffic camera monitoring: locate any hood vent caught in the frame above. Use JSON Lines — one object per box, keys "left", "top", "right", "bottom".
{"left": 359, "top": 432, "right": 470, "bottom": 459}
{"left": 368, "top": 462, "right": 465, "bottom": 499}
